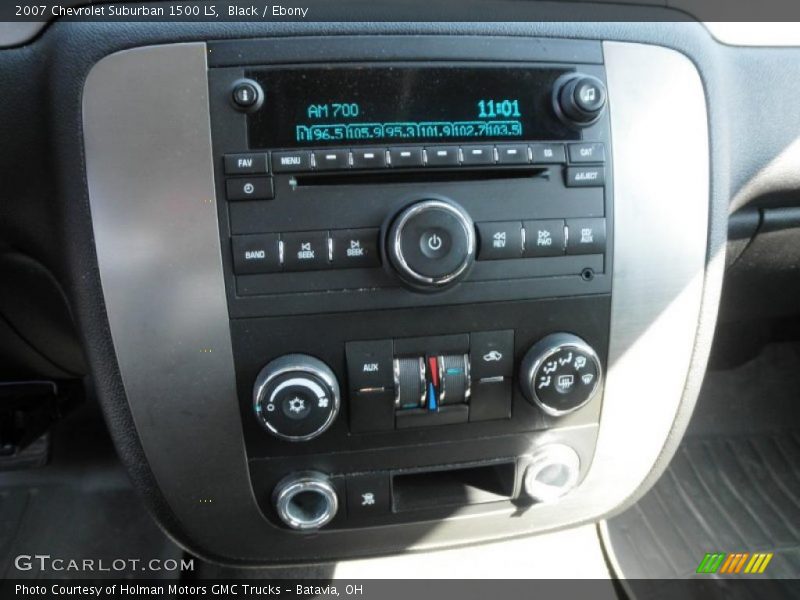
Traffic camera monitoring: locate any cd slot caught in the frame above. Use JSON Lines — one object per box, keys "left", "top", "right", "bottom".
{"left": 294, "top": 167, "right": 550, "bottom": 187}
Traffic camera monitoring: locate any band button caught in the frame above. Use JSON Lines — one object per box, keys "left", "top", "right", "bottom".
{"left": 231, "top": 234, "right": 281, "bottom": 274}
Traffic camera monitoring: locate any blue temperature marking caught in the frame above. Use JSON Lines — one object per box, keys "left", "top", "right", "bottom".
{"left": 427, "top": 382, "right": 438, "bottom": 412}
{"left": 446, "top": 367, "right": 463, "bottom": 375}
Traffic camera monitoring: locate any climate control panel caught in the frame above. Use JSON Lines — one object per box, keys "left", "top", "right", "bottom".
{"left": 250, "top": 331, "right": 602, "bottom": 441}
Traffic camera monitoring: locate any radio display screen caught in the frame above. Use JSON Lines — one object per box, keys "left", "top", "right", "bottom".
{"left": 245, "top": 66, "right": 579, "bottom": 148}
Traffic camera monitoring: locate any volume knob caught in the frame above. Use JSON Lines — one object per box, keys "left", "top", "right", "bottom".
{"left": 386, "top": 198, "right": 475, "bottom": 291}
{"left": 253, "top": 354, "right": 340, "bottom": 441}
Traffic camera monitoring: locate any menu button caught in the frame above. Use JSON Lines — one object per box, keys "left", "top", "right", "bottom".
{"left": 272, "top": 151, "right": 312, "bottom": 173}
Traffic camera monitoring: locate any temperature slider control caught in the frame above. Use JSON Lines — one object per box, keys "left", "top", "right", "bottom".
{"left": 394, "top": 354, "right": 471, "bottom": 412}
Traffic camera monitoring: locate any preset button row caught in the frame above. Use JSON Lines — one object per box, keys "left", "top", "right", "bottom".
{"left": 232, "top": 228, "right": 380, "bottom": 275}
{"left": 269, "top": 142, "right": 605, "bottom": 173}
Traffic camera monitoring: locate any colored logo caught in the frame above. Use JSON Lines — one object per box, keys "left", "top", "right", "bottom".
{"left": 696, "top": 552, "right": 773, "bottom": 575}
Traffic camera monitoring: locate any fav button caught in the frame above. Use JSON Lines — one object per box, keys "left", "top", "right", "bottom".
{"left": 224, "top": 153, "right": 268, "bottom": 175}
{"left": 282, "top": 231, "right": 330, "bottom": 271}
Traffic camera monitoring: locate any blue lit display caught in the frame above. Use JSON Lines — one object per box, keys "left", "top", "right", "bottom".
{"left": 246, "top": 67, "right": 578, "bottom": 148}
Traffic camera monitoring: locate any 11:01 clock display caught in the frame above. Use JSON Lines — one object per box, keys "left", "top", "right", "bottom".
{"left": 245, "top": 66, "right": 578, "bottom": 149}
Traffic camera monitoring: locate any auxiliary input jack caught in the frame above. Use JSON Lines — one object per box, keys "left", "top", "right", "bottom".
{"left": 580, "top": 268, "right": 595, "bottom": 282}
{"left": 273, "top": 471, "right": 338, "bottom": 531}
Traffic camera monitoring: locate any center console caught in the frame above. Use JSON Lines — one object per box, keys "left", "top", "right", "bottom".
{"left": 208, "top": 44, "right": 612, "bottom": 531}
{"left": 83, "top": 34, "right": 710, "bottom": 563}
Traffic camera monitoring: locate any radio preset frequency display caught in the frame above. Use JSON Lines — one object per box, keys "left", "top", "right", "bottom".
{"left": 245, "top": 67, "right": 580, "bottom": 148}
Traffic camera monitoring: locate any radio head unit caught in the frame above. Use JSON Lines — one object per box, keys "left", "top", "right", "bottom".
{"left": 209, "top": 60, "right": 611, "bottom": 316}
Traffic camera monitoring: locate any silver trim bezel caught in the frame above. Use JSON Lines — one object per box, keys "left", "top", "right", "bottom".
{"left": 274, "top": 472, "right": 339, "bottom": 531}
{"left": 523, "top": 444, "right": 582, "bottom": 503}
{"left": 83, "top": 39, "right": 711, "bottom": 561}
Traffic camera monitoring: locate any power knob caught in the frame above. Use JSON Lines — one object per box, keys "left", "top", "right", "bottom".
{"left": 553, "top": 74, "right": 607, "bottom": 127}
{"left": 253, "top": 354, "right": 340, "bottom": 441}
{"left": 386, "top": 198, "right": 475, "bottom": 291}
{"left": 520, "top": 333, "right": 602, "bottom": 416}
